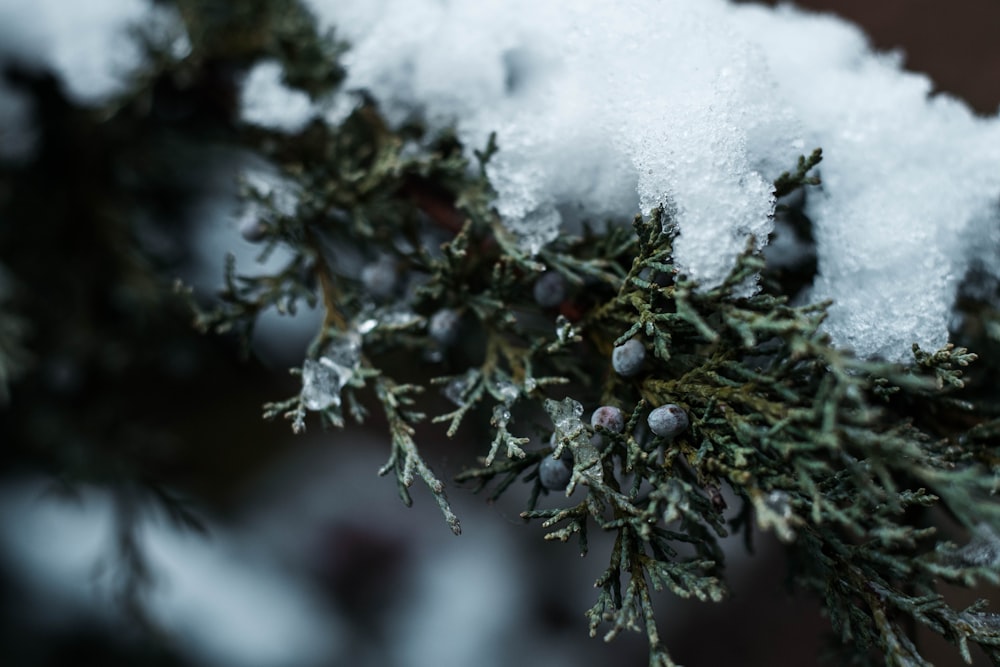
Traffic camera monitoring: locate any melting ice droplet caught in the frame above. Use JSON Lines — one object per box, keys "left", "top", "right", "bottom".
{"left": 300, "top": 331, "right": 362, "bottom": 411}
{"left": 546, "top": 397, "right": 584, "bottom": 436}
{"left": 544, "top": 397, "right": 601, "bottom": 484}
{"left": 491, "top": 403, "right": 512, "bottom": 427}
{"left": 493, "top": 373, "right": 519, "bottom": 405}
{"left": 301, "top": 359, "right": 339, "bottom": 410}
{"left": 443, "top": 368, "right": 480, "bottom": 406}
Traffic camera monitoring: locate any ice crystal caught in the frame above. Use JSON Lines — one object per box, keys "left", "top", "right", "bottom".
{"left": 546, "top": 397, "right": 584, "bottom": 438}
{"left": 492, "top": 376, "right": 519, "bottom": 405}
{"left": 491, "top": 404, "right": 511, "bottom": 428}
{"left": 544, "top": 397, "right": 601, "bottom": 485}
{"left": 443, "top": 368, "right": 480, "bottom": 407}
{"left": 300, "top": 331, "right": 361, "bottom": 410}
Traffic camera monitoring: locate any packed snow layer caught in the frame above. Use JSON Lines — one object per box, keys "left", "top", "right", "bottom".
{"left": 4, "top": 0, "right": 999, "bottom": 360}
{"left": 305, "top": 0, "right": 1000, "bottom": 362}
{"left": 731, "top": 4, "right": 1000, "bottom": 358}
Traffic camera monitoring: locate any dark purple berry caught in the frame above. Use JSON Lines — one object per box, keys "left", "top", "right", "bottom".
{"left": 533, "top": 270, "right": 567, "bottom": 308}
{"left": 429, "top": 308, "right": 461, "bottom": 345}
{"left": 590, "top": 406, "right": 625, "bottom": 433}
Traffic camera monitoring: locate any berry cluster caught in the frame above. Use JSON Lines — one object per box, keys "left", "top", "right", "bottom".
{"left": 538, "top": 402, "right": 689, "bottom": 492}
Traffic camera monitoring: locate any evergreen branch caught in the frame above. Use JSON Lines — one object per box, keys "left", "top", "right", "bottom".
{"left": 773, "top": 148, "right": 823, "bottom": 199}
{"left": 375, "top": 376, "right": 461, "bottom": 535}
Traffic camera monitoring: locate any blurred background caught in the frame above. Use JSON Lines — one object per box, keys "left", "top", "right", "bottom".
{"left": 1, "top": 1, "right": 998, "bottom": 665}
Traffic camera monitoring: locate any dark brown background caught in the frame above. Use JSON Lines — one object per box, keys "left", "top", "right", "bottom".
{"left": 757, "top": 0, "right": 1000, "bottom": 114}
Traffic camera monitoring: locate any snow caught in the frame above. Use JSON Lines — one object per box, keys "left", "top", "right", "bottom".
{"left": 304, "top": 0, "right": 796, "bottom": 281}
{"left": 731, "top": 3, "right": 1000, "bottom": 359}
{"left": 240, "top": 60, "right": 316, "bottom": 132}
{"left": 0, "top": 0, "right": 159, "bottom": 103}
{"left": 3, "top": 0, "right": 999, "bottom": 362}
{"left": 305, "top": 0, "right": 1000, "bottom": 362}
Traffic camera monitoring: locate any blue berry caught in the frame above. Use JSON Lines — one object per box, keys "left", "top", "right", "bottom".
{"left": 361, "top": 255, "right": 398, "bottom": 299}
{"left": 612, "top": 338, "right": 646, "bottom": 377}
{"left": 533, "top": 270, "right": 567, "bottom": 308}
{"left": 539, "top": 452, "right": 573, "bottom": 490}
{"left": 647, "top": 404, "right": 689, "bottom": 438}
{"left": 429, "top": 308, "right": 461, "bottom": 345}
{"left": 240, "top": 217, "right": 268, "bottom": 242}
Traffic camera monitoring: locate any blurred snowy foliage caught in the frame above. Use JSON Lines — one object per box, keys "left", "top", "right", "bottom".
{"left": 0, "top": 440, "right": 654, "bottom": 667}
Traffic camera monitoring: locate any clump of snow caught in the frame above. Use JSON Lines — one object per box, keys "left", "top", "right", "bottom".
{"left": 0, "top": 0, "right": 166, "bottom": 103}
{"left": 241, "top": 60, "right": 316, "bottom": 132}
{"left": 308, "top": 0, "right": 791, "bottom": 277}
{"left": 0, "top": 0, "right": 165, "bottom": 162}
{"left": 731, "top": 3, "right": 1000, "bottom": 359}
{"left": 304, "top": 0, "right": 1000, "bottom": 362}
{"left": 0, "top": 1, "right": 191, "bottom": 163}
{"left": 7, "top": 0, "right": 998, "bottom": 361}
